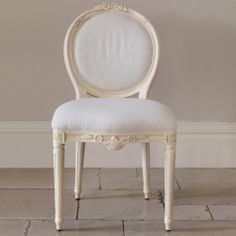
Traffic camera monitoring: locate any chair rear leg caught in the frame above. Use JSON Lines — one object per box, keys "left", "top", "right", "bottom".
{"left": 74, "top": 142, "right": 85, "bottom": 199}
{"left": 141, "top": 143, "right": 151, "bottom": 200}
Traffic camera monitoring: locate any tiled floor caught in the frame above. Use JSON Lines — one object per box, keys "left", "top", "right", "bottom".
{"left": 0, "top": 168, "right": 236, "bottom": 235}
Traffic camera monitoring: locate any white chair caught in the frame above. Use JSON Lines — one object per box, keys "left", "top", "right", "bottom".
{"left": 51, "top": 3, "right": 176, "bottom": 231}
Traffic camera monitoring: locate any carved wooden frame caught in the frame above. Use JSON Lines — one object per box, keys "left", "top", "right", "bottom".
{"left": 53, "top": 130, "right": 176, "bottom": 151}
{"left": 53, "top": 3, "right": 176, "bottom": 232}
{"left": 63, "top": 2, "right": 159, "bottom": 99}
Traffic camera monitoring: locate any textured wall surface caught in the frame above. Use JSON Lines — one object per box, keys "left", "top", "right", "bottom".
{"left": 0, "top": 0, "right": 235, "bottom": 121}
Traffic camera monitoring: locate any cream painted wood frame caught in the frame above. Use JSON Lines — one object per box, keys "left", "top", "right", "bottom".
{"left": 53, "top": 3, "right": 176, "bottom": 232}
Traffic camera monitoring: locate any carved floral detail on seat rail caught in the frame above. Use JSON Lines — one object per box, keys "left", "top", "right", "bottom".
{"left": 79, "top": 134, "right": 148, "bottom": 151}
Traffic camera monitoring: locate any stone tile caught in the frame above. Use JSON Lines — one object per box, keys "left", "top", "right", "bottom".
{"left": 0, "top": 168, "right": 99, "bottom": 190}
{"left": 175, "top": 169, "right": 236, "bottom": 204}
{"left": 0, "top": 220, "right": 29, "bottom": 236}
{"left": 28, "top": 220, "right": 123, "bottom": 236}
{"left": 101, "top": 169, "right": 141, "bottom": 190}
{"left": 101, "top": 168, "right": 177, "bottom": 191}
{"left": 0, "top": 190, "right": 76, "bottom": 219}
{"left": 137, "top": 168, "right": 179, "bottom": 190}
{"left": 209, "top": 205, "right": 236, "bottom": 220}
{"left": 176, "top": 169, "right": 236, "bottom": 189}
{"left": 0, "top": 168, "right": 53, "bottom": 189}
{"left": 79, "top": 190, "right": 163, "bottom": 220}
{"left": 173, "top": 205, "right": 211, "bottom": 220}
{"left": 65, "top": 168, "right": 99, "bottom": 190}
{"left": 125, "top": 220, "right": 236, "bottom": 236}
{"left": 137, "top": 168, "right": 163, "bottom": 190}
{"left": 174, "top": 188, "right": 236, "bottom": 205}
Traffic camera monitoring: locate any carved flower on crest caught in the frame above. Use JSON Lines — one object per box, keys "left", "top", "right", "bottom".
{"left": 94, "top": 3, "right": 129, "bottom": 12}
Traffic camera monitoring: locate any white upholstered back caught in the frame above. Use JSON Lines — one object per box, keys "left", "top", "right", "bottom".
{"left": 64, "top": 5, "right": 158, "bottom": 97}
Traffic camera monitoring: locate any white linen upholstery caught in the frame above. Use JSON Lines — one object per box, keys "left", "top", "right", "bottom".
{"left": 74, "top": 12, "right": 153, "bottom": 91}
{"left": 52, "top": 98, "right": 176, "bottom": 134}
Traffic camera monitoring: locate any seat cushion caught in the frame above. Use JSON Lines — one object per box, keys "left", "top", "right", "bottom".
{"left": 51, "top": 98, "right": 176, "bottom": 134}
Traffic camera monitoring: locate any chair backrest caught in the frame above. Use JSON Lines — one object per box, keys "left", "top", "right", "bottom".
{"left": 64, "top": 3, "right": 159, "bottom": 98}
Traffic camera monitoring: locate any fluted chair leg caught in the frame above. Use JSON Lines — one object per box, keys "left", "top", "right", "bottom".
{"left": 164, "top": 138, "right": 176, "bottom": 231}
{"left": 53, "top": 142, "right": 65, "bottom": 231}
{"left": 141, "top": 143, "right": 151, "bottom": 200}
{"left": 74, "top": 142, "right": 85, "bottom": 200}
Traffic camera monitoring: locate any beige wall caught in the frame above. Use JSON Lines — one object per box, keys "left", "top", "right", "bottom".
{"left": 0, "top": 0, "right": 235, "bottom": 121}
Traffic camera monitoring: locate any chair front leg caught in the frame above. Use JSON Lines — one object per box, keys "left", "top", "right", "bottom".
{"left": 74, "top": 142, "right": 85, "bottom": 199}
{"left": 164, "top": 135, "right": 176, "bottom": 231}
{"left": 141, "top": 143, "right": 151, "bottom": 200}
{"left": 53, "top": 141, "right": 65, "bottom": 231}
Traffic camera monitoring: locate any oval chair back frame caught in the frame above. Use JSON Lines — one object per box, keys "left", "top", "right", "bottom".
{"left": 63, "top": 2, "right": 158, "bottom": 99}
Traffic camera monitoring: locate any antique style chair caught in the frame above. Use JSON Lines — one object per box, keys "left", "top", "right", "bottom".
{"left": 51, "top": 3, "right": 176, "bottom": 231}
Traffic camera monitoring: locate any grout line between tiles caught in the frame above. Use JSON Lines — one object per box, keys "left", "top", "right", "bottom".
{"left": 24, "top": 220, "right": 31, "bottom": 236}
{"left": 206, "top": 205, "right": 214, "bottom": 221}
{"left": 175, "top": 176, "right": 182, "bottom": 190}
{"left": 98, "top": 168, "right": 102, "bottom": 190}
{"left": 0, "top": 218, "right": 75, "bottom": 221}
{"left": 158, "top": 190, "right": 165, "bottom": 209}
{"left": 3, "top": 219, "right": 236, "bottom": 223}
{"left": 75, "top": 218, "right": 164, "bottom": 222}
{"left": 0, "top": 219, "right": 143, "bottom": 222}
{"left": 75, "top": 200, "right": 80, "bottom": 220}
{"left": 122, "top": 220, "right": 125, "bottom": 236}
{"left": 0, "top": 188, "right": 54, "bottom": 190}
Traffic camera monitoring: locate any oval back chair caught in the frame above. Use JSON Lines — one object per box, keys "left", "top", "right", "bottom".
{"left": 52, "top": 3, "right": 176, "bottom": 232}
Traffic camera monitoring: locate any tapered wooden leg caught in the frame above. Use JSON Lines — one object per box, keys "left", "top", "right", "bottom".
{"left": 53, "top": 140, "right": 65, "bottom": 231}
{"left": 141, "top": 143, "right": 151, "bottom": 200}
{"left": 164, "top": 135, "right": 176, "bottom": 231}
{"left": 74, "top": 142, "right": 85, "bottom": 199}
